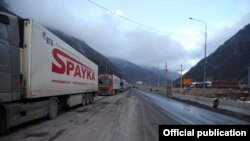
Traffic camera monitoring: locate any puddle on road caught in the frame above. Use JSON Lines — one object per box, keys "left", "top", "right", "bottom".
{"left": 75, "top": 108, "right": 92, "bottom": 113}
{"left": 83, "top": 119, "right": 89, "bottom": 123}
{"left": 48, "top": 129, "right": 66, "bottom": 141}
{"left": 115, "top": 99, "right": 120, "bottom": 105}
{"left": 99, "top": 101, "right": 110, "bottom": 105}
{"left": 24, "top": 132, "right": 49, "bottom": 138}
{"left": 74, "top": 119, "right": 90, "bottom": 126}
{"left": 90, "top": 110, "right": 100, "bottom": 116}
{"left": 74, "top": 121, "right": 80, "bottom": 125}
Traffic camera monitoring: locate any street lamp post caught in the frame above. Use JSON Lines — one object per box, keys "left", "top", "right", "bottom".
{"left": 180, "top": 64, "right": 183, "bottom": 93}
{"left": 189, "top": 17, "right": 207, "bottom": 89}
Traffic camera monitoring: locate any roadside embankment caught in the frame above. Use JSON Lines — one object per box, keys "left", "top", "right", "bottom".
{"left": 171, "top": 93, "right": 250, "bottom": 116}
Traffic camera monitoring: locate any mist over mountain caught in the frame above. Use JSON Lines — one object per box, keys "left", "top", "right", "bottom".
{"left": 109, "top": 58, "right": 180, "bottom": 85}
{"left": 48, "top": 28, "right": 181, "bottom": 86}
{"left": 184, "top": 24, "right": 250, "bottom": 83}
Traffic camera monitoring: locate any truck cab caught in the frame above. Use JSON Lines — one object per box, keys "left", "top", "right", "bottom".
{"left": 98, "top": 74, "right": 113, "bottom": 95}
{"left": 0, "top": 11, "right": 21, "bottom": 103}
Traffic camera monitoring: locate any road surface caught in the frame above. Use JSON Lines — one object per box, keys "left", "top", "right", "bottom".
{"left": 0, "top": 89, "right": 249, "bottom": 141}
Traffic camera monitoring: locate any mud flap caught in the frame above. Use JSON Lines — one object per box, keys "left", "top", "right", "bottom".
{"left": 0, "top": 105, "right": 10, "bottom": 133}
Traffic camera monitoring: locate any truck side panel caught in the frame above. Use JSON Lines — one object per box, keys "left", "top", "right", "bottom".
{"left": 23, "top": 20, "right": 98, "bottom": 98}
{"left": 112, "top": 75, "right": 121, "bottom": 90}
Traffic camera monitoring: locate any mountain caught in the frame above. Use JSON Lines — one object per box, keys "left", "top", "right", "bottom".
{"left": 184, "top": 24, "right": 250, "bottom": 83}
{"left": 48, "top": 29, "right": 123, "bottom": 78}
{"left": 109, "top": 58, "right": 180, "bottom": 85}
{"left": 0, "top": 1, "right": 8, "bottom": 9}
{"left": 51, "top": 29, "right": 180, "bottom": 86}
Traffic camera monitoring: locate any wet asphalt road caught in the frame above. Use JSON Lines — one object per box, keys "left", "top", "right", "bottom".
{"left": 0, "top": 89, "right": 249, "bottom": 141}
{"left": 136, "top": 90, "right": 250, "bottom": 125}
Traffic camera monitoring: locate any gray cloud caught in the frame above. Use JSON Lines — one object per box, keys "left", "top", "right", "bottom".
{"left": 5, "top": 0, "right": 189, "bottom": 70}
{"left": 4, "top": 0, "right": 250, "bottom": 71}
{"left": 207, "top": 12, "right": 250, "bottom": 55}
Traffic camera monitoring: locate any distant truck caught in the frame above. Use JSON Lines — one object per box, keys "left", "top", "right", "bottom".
{"left": 120, "top": 79, "right": 130, "bottom": 92}
{"left": 98, "top": 74, "right": 122, "bottom": 95}
{"left": 191, "top": 81, "right": 211, "bottom": 88}
{"left": 0, "top": 11, "right": 98, "bottom": 133}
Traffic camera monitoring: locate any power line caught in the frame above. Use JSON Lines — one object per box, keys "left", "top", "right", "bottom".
{"left": 87, "top": 0, "right": 236, "bottom": 43}
{"left": 87, "top": 0, "right": 167, "bottom": 34}
{"left": 87, "top": 0, "right": 203, "bottom": 36}
{"left": 168, "top": 32, "right": 202, "bottom": 36}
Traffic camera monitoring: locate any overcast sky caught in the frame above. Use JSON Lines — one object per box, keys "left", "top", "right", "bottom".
{"left": 5, "top": 0, "right": 250, "bottom": 72}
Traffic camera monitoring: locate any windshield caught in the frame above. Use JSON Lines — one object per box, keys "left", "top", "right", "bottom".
{"left": 99, "top": 78, "right": 111, "bottom": 87}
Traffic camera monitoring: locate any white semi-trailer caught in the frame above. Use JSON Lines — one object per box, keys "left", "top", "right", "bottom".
{"left": 0, "top": 11, "right": 98, "bottom": 133}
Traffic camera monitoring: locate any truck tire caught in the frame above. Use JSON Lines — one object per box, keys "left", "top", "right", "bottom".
{"left": 84, "top": 94, "right": 89, "bottom": 105}
{"left": 89, "top": 95, "right": 94, "bottom": 104}
{"left": 82, "top": 94, "right": 86, "bottom": 106}
{"left": 48, "top": 98, "right": 59, "bottom": 119}
{"left": 86, "top": 94, "right": 90, "bottom": 105}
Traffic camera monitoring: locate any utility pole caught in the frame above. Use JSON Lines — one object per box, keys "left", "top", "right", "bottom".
{"left": 157, "top": 64, "right": 160, "bottom": 90}
{"left": 180, "top": 64, "right": 183, "bottom": 93}
{"left": 248, "top": 67, "right": 250, "bottom": 97}
{"left": 165, "top": 62, "right": 168, "bottom": 94}
{"left": 152, "top": 59, "right": 160, "bottom": 90}
{"left": 177, "top": 64, "right": 184, "bottom": 94}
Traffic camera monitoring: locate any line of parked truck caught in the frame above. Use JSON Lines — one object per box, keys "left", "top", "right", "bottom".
{"left": 0, "top": 10, "right": 130, "bottom": 133}
{"left": 98, "top": 74, "right": 130, "bottom": 95}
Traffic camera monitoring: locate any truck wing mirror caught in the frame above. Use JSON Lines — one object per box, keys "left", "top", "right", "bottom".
{"left": 0, "top": 14, "right": 10, "bottom": 24}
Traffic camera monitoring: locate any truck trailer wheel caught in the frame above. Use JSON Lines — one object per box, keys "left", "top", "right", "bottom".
{"left": 82, "top": 94, "right": 87, "bottom": 106}
{"left": 86, "top": 94, "right": 90, "bottom": 105}
{"left": 89, "top": 95, "right": 94, "bottom": 104}
{"left": 48, "top": 98, "right": 59, "bottom": 119}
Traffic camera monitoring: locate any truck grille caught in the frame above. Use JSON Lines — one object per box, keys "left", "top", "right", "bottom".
{"left": 99, "top": 88, "right": 110, "bottom": 95}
